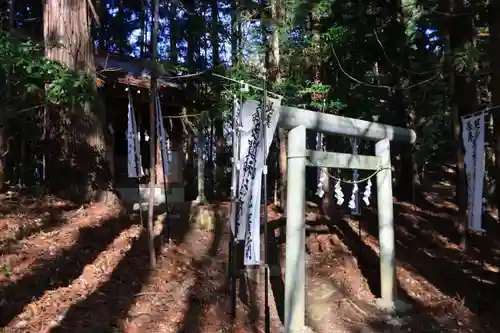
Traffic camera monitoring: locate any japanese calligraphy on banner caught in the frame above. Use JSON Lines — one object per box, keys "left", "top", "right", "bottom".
{"left": 461, "top": 113, "right": 486, "bottom": 232}
{"left": 231, "top": 97, "right": 281, "bottom": 266}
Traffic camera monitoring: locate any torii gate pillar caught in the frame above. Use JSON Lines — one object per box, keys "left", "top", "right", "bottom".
{"left": 279, "top": 106, "right": 416, "bottom": 333}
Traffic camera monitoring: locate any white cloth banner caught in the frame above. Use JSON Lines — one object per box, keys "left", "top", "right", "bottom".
{"left": 156, "top": 96, "right": 169, "bottom": 178}
{"left": 232, "top": 98, "right": 256, "bottom": 241}
{"left": 461, "top": 113, "right": 486, "bottom": 232}
{"left": 230, "top": 96, "right": 242, "bottom": 238}
{"left": 127, "top": 97, "right": 142, "bottom": 178}
{"left": 232, "top": 97, "right": 281, "bottom": 265}
{"left": 132, "top": 109, "right": 143, "bottom": 178}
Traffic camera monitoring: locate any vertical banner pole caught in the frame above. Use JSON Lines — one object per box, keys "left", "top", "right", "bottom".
{"left": 156, "top": 94, "right": 170, "bottom": 241}
{"left": 350, "top": 137, "right": 361, "bottom": 215}
{"left": 229, "top": 88, "right": 243, "bottom": 319}
{"left": 261, "top": 89, "right": 270, "bottom": 333}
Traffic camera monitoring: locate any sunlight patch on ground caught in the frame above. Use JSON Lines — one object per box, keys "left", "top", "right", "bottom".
{"left": 484, "top": 263, "right": 499, "bottom": 273}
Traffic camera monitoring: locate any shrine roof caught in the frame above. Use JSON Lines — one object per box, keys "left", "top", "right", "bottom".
{"left": 95, "top": 53, "right": 183, "bottom": 90}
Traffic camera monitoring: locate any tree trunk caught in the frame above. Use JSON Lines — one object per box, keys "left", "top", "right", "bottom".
{"left": 489, "top": 0, "right": 500, "bottom": 292}
{"left": 196, "top": 122, "right": 207, "bottom": 203}
{"left": 0, "top": 129, "right": 6, "bottom": 191}
{"left": 166, "top": 129, "right": 185, "bottom": 198}
{"left": 146, "top": 0, "right": 160, "bottom": 269}
{"left": 490, "top": 0, "right": 500, "bottom": 216}
{"left": 167, "top": 0, "right": 186, "bottom": 199}
{"left": 0, "top": 0, "right": 15, "bottom": 191}
{"left": 386, "top": 0, "right": 418, "bottom": 202}
{"left": 449, "top": 0, "right": 478, "bottom": 248}
{"left": 169, "top": 1, "right": 178, "bottom": 64}
{"left": 43, "top": 0, "right": 117, "bottom": 204}
{"left": 212, "top": 0, "right": 225, "bottom": 198}
{"left": 185, "top": 131, "right": 195, "bottom": 199}
{"left": 184, "top": 0, "right": 203, "bottom": 202}
{"left": 269, "top": 0, "right": 286, "bottom": 211}
{"left": 231, "top": 0, "right": 240, "bottom": 65}
{"left": 139, "top": 0, "right": 146, "bottom": 56}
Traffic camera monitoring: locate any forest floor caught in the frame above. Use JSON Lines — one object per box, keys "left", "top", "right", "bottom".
{"left": 0, "top": 169, "right": 500, "bottom": 332}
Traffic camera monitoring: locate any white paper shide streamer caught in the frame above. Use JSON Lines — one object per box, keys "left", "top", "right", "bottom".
{"left": 363, "top": 179, "right": 372, "bottom": 206}
{"left": 232, "top": 97, "right": 282, "bottom": 266}
{"left": 348, "top": 183, "right": 359, "bottom": 210}
{"left": 127, "top": 97, "right": 143, "bottom": 178}
{"left": 315, "top": 133, "right": 326, "bottom": 198}
{"left": 461, "top": 113, "right": 486, "bottom": 232}
{"left": 156, "top": 95, "right": 169, "bottom": 178}
{"left": 334, "top": 180, "right": 344, "bottom": 205}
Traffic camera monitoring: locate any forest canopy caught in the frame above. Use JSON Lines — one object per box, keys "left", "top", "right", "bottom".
{"left": 0, "top": 0, "right": 497, "bottom": 211}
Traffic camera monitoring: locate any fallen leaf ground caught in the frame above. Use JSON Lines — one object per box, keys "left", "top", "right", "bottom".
{"left": 0, "top": 169, "right": 499, "bottom": 332}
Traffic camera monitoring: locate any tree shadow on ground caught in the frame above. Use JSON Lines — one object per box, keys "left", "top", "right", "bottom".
{"left": 322, "top": 216, "right": 474, "bottom": 332}
{"left": 129, "top": 202, "right": 193, "bottom": 247}
{"left": 51, "top": 229, "right": 152, "bottom": 332}
{"left": 176, "top": 203, "right": 230, "bottom": 333}
{"left": 266, "top": 217, "right": 342, "bottom": 327}
{"left": 267, "top": 218, "right": 286, "bottom": 324}
{"left": 51, "top": 201, "right": 189, "bottom": 333}
{"left": 174, "top": 202, "right": 269, "bottom": 333}
{"left": 170, "top": 202, "right": 198, "bottom": 245}
{"left": 231, "top": 211, "right": 283, "bottom": 333}
{"left": 265, "top": 216, "right": 452, "bottom": 332}
{"left": 481, "top": 212, "right": 500, "bottom": 245}
{"left": 0, "top": 213, "right": 134, "bottom": 327}
{"left": 331, "top": 199, "right": 498, "bottom": 331}
{"left": 50, "top": 207, "right": 182, "bottom": 332}
{"left": 239, "top": 272, "right": 261, "bottom": 333}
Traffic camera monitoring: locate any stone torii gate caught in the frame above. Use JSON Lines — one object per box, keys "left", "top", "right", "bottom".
{"left": 278, "top": 106, "right": 416, "bottom": 333}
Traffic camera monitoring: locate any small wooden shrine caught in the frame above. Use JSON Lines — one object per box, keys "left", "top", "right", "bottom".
{"left": 95, "top": 53, "right": 188, "bottom": 205}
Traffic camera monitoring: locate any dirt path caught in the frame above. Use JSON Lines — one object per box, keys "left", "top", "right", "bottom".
{"left": 0, "top": 199, "right": 279, "bottom": 333}
{"left": 0, "top": 183, "right": 499, "bottom": 332}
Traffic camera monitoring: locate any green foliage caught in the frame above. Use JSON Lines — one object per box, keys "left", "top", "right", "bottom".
{"left": 0, "top": 32, "right": 96, "bottom": 120}
{"left": 453, "top": 43, "right": 482, "bottom": 72}
{"left": 298, "top": 82, "right": 347, "bottom": 111}
{"left": 322, "top": 26, "right": 351, "bottom": 45}
{"left": 0, "top": 263, "right": 12, "bottom": 278}
{"left": 299, "top": 82, "right": 330, "bottom": 95}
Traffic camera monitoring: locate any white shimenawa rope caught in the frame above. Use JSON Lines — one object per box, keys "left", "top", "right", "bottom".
{"left": 314, "top": 164, "right": 391, "bottom": 184}
{"left": 289, "top": 155, "right": 392, "bottom": 184}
